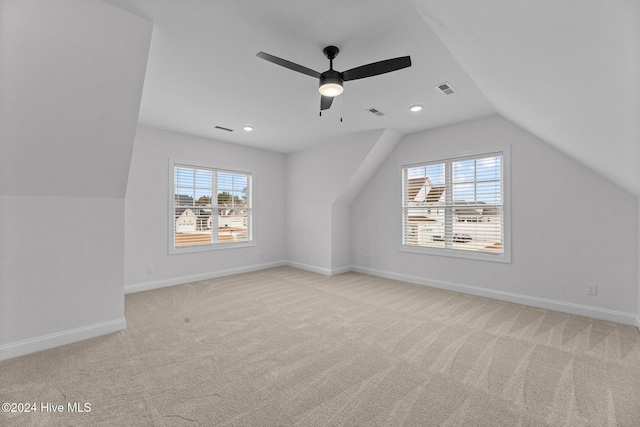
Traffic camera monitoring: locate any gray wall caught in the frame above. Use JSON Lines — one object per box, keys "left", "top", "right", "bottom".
{"left": 351, "top": 116, "right": 638, "bottom": 320}
{"left": 284, "top": 130, "right": 381, "bottom": 274}
{"left": 285, "top": 129, "right": 402, "bottom": 275}
{"left": 0, "top": 0, "right": 152, "bottom": 358}
{"left": 124, "top": 126, "right": 287, "bottom": 293}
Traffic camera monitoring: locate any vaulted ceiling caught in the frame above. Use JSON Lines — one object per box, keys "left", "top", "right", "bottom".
{"left": 102, "top": 0, "right": 640, "bottom": 196}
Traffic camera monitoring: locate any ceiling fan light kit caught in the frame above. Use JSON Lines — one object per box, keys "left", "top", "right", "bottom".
{"left": 318, "top": 72, "right": 343, "bottom": 97}
{"left": 257, "top": 45, "right": 411, "bottom": 112}
{"left": 318, "top": 82, "right": 343, "bottom": 97}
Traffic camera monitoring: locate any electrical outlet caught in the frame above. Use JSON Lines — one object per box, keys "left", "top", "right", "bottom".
{"left": 586, "top": 283, "right": 598, "bottom": 296}
{"left": 147, "top": 265, "right": 154, "bottom": 274}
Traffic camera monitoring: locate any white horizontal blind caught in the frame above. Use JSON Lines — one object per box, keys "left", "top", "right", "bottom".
{"left": 173, "top": 164, "right": 252, "bottom": 249}
{"left": 402, "top": 153, "right": 503, "bottom": 255}
{"left": 216, "top": 171, "right": 251, "bottom": 243}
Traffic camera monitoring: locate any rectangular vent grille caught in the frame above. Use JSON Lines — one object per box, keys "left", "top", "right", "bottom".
{"left": 435, "top": 82, "right": 456, "bottom": 95}
{"left": 215, "top": 126, "right": 234, "bottom": 132}
{"left": 367, "top": 108, "right": 385, "bottom": 116}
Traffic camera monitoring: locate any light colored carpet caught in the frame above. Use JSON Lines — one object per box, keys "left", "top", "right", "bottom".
{"left": 1, "top": 267, "right": 639, "bottom": 426}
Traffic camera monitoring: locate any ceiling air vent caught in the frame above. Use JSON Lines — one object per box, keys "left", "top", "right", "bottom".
{"left": 367, "top": 107, "right": 385, "bottom": 116}
{"left": 435, "top": 82, "right": 456, "bottom": 95}
{"left": 214, "top": 126, "right": 234, "bottom": 132}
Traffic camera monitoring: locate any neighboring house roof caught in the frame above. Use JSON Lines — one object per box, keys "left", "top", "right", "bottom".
{"left": 407, "top": 177, "right": 427, "bottom": 201}
{"left": 177, "top": 208, "right": 196, "bottom": 218}
{"left": 219, "top": 204, "right": 247, "bottom": 217}
{"left": 406, "top": 215, "right": 438, "bottom": 222}
{"left": 407, "top": 177, "right": 445, "bottom": 203}
{"left": 175, "top": 206, "right": 211, "bottom": 216}
{"left": 453, "top": 208, "right": 482, "bottom": 217}
{"left": 427, "top": 186, "right": 445, "bottom": 203}
{"left": 453, "top": 201, "right": 502, "bottom": 218}
{"left": 479, "top": 207, "right": 500, "bottom": 216}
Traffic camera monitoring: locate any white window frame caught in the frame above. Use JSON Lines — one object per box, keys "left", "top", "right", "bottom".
{"left": 169, "top": 159, "right": 254, "bottom": 254}
{"left": 399, "top": 146, "right": 511, "bottom": 263}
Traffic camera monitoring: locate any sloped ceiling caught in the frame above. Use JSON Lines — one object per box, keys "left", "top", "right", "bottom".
{"left": 409, "top": 0, "right": 640, "bottom": 196}
{"left": 102, "top": 0, "right": 639, "bottom": 196}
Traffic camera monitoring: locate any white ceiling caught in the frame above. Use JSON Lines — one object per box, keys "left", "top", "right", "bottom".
{"left": 102, "top": 0, "right": 640, "bottom": 196}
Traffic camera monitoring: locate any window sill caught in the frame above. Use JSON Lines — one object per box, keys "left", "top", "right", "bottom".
{"left": 169, "top": 242, "right": 255, "bottom": 255}
{"left": 399, "top": 245, "right": 511, "bottom": 263}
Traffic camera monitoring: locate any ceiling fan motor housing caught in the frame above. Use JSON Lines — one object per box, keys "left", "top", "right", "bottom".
{"left": 319, "top": 69, "right": 343, "bottom": 96}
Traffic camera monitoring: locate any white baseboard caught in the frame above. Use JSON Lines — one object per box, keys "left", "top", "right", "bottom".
{"left": 354, "top": 266, "right": 638, "bottom": 326}
{"left": 0, "top": 318, "right": 126, "bottom": 361}
{"left": 331, "top": 265, "right": 353, "bottom": 275}
{"left": 636, "top": 316, "right": 640, "bottom": 332}
{"left": 285, "top": 261, "right": 350, "bottom": 276}
{"left": 125, "top": 261, "right": 287, "bottom": 294}
{"left": 285, "top": 261, "right": 332, "bottom": 275}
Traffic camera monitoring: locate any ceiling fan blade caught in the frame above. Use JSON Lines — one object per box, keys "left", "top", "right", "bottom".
{"left": 342, "top": 56, "right": 412, "bottom": 81}
{"left": 257, "top": 52, "right": 321, "bottom": 78}
{"left": 320, "top": 95, "right": 334, "bottom": 111}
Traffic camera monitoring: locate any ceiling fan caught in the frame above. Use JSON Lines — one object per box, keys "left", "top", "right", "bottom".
{"left": 257, "top": 46, "right": 411, "bottom": 112}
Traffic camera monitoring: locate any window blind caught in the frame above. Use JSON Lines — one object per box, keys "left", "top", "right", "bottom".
{"left": 173, "top": 164, "right": 252, "bottom": 249}
{"left": 402, "top": 153, "right": 503, "bottom": 255}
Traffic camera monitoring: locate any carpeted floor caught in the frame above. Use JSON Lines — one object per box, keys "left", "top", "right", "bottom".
{"left": 1, "top": 267, "right": 639, "bottom": 426}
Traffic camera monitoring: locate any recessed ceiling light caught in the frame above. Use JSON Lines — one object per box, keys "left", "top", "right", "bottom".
{"left": 243, "top": 126, "right": 254, "bottom": 132}
{"left": 409, "top": 105, "right": 423, "bottom": 112}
